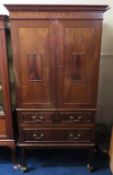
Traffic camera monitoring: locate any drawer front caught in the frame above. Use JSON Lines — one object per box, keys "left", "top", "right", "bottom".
{"left": 22, "top": 128, "right": 93, "bottom": 143}
{"left": 19, "top": 112, "right": 55, "bottom": 124}
{"left": 58, "top": 112, "right": 94, "bottom": 124}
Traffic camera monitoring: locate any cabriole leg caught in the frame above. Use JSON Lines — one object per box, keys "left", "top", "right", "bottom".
{"left": 87, "top": 148, "right": 95, "bottom": 172}
{"left": 19, "top": 147, "right": 28, "bottom": 173}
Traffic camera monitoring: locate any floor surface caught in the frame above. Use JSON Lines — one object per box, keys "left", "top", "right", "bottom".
{"left": 0, "top": 148, "right": 112, "bottom": 175}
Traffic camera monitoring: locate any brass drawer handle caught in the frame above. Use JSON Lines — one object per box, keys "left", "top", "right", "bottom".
{"left": 78, "top": 115, "right": 82, "bottom": 120}
{"left": 69, "top": 115, "right": 82, "bottom": 122}
{"left": 69, "top": 116, "right": 74, "bottom": 120}
{"left": 33, "top": 133, "right": 44, "bottom": 140}
{"left": 39, "top": 116, "right": 44, "bottom": 120}
{"left": 69, "top": 133, "right": 81, "bottom": 140}
{"left": 32, "top": 115, "right": 44, "bottom": 121}
{"left": 32, "top": 115, "right": 36, "bottom": 120}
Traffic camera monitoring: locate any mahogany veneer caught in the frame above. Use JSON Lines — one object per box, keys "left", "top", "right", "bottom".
{"left": 5, "top": 4, "right": 108, "bottom": 171}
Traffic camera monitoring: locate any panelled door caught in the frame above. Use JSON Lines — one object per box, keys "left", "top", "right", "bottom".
{"left": 56, "top": 20, "right": 102, "bottom": 109}
{"left": 11, "top": 19, "right": 102, "bottom": 110}
{"left": 11, "top": 20, "right": 56, "bottom": 109}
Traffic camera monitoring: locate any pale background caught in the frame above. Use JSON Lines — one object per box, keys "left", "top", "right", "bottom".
{"left": 0, "top": 0, "right": 113, "bottom": 125}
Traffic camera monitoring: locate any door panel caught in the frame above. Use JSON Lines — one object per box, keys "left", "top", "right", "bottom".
{"left": 11, "top": 20, "right": 101, "bottom": 110}
{"left": 12, "top": 21, "right": 56, "bottom": 109}
{"left": 57, "top": 21, "right": 101, "bottom": 109}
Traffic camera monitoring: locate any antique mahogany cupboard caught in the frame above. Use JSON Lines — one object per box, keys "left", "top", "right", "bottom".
{"left": 5, "top": 4, "right": 108, "bottom": 171}
{"left": 0, "top": 15, "right": 15, "bottom": 164}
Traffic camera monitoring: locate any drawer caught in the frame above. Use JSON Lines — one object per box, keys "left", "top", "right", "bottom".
{"left": 58, "top": 112, "right": 94, "bottom": 124}
{"left": 19, "top": 112, "right": 55, "bottom": 124}
{"left": 22, "top": 128, "right": 93, "bottom": 143}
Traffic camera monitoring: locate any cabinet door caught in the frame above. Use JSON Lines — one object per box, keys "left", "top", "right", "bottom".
{"left": 56, "top": 20, "right": 102, "bottom": 109}
{"left": 11, "top": 21, "right": 56, "bottom": 109}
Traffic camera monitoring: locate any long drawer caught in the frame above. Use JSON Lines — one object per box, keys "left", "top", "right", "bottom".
{"left": 18, "top": 111, "right": 94, "bottom": 125}
{"left": 21, "top": 128, "right": 94, "bottom": 143}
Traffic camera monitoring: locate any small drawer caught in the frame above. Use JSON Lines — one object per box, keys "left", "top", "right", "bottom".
{"left": 58, "top": 112, "right": 94, "bottom": 124}
{"left": 19, "top": 112, "right": 55, "bottom": 124}
{"left": 22, "top": 128, "right": 93, "bottom": 143}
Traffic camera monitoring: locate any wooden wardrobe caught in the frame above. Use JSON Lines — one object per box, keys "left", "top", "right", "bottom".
{"left": 5, "top": 4, "right": 108, "bottom": 172}
{"left": 0, "top": 15, "right": 15, "bottom": 165}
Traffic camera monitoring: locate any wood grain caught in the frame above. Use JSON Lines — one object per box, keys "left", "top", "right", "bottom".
{"left": 0, "top": 15, "right": 15, "bottom": 160}
{"left": 6, "top": 5, "right": 108, "bottom": 158}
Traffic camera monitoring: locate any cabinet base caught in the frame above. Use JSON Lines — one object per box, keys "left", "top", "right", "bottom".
{"left": 17, "top": 143, "right": 95, "bottom": 172}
